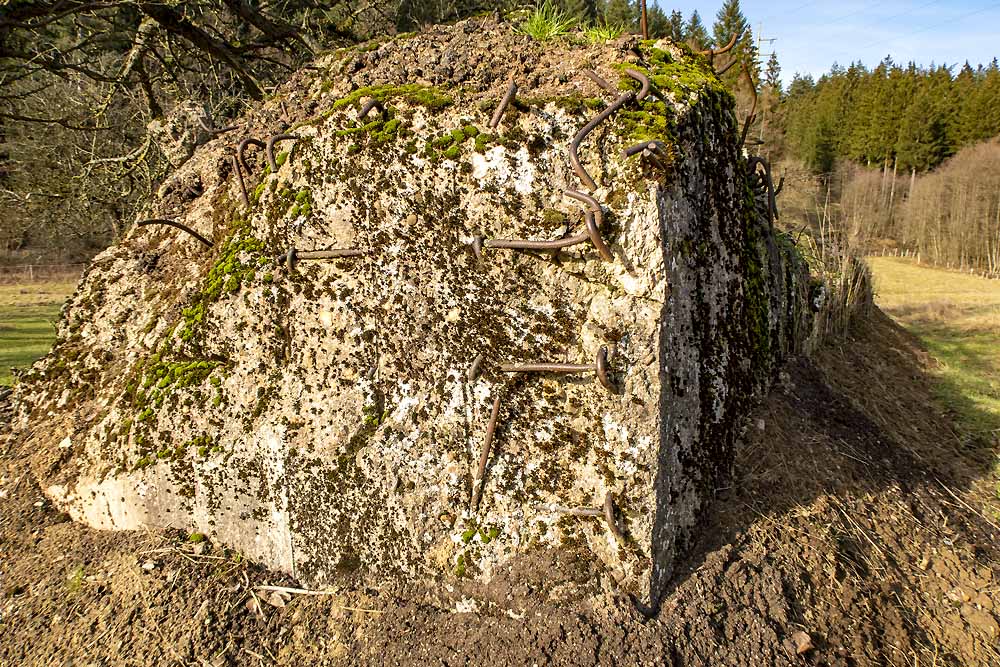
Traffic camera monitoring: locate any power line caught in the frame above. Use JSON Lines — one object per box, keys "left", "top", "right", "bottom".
{"left": 856, "top": 0, "right": 1000, "bottom": 51}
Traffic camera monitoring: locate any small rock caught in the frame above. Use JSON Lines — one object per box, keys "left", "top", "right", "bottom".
{"left": 791, "top": 630, "right": 814, "bottom": 655}
{"left": 141, "top": 560, "right": 157, "bottom": 571}
{"left": 946, "top": 586, "right": 971, "bottom": 604}
{"left": 755, "top": 419, "right": 765, "bottom": 432}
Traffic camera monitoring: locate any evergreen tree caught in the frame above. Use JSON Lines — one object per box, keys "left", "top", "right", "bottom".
{"left": 646, "top": 5, "right": 670, "bottom": 38}
{"left": 668, "top": 10, "right": 684, "bottom": 41}
{"left": 896, "top": 91, "right": 948, "bottom": 171}
{"left": 712, "top": 0, "right": 756, "bottom": 74}
{"left": 683, "top": 10, "right": 709, "bottom": 51}
{"left": 601, "top": 0, "right": 636, "bottom": 29}
{"left": 786, "top": 73, "right": 815, "bottom": 99}
{"left": 764, "top": 53, "right": 781, "bottom": 93}
{"left": 559, "top": 0, "right": 599, "bottom": 23}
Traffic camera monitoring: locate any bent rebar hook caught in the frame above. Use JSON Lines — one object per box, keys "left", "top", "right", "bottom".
{"left": 569, "top": 69, "right": 650, "bottom": 191}
{"left": 136, "top": 219, "right": 213, "bottom": 248}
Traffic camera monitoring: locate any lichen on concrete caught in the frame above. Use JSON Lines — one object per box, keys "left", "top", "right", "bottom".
{"left": 7, "top": 18, "right": 816, "bottom": 609}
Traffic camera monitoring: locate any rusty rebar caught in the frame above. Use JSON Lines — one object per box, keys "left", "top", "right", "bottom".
{"left": 536, "top": 503, "right": 603, "bottom": 517}
{"left": 604, "top": 492, "right": 625, "bottom": 541}
{"left": 569, "top": 69, "right": 649, "bottom": 191}
{"left": 639, "top": 0, "right": 648, "bottom": 40}
{"left": 715, "top": 57, "right": 737, "bottom": 76}
{"left": 585, "top": 70, "right": 617, "bottom": 96}
{"left": 536, "top": 492, "right": 625, "bottom": 539}
{"left": 738, "top": 61, "right": 758, "bottom": 151}
{"left": 136, "top": 219, "right": 213, "bottom": 248}
{"left": 485, "top": 223, "right": 590, "bottom": 252}
{"left": 500, "top": 346, "right": 613, "bottom": 392}
{"left": 232, "top": 156, "right": 249, "bottom": 208}
{"left": 238, "top": 137, "right": 266, "bottom": 172}
{"left": 471, "top": 394, "right": 502, "bottom": 510}
{"left": 564, "top": 189, "right": 613, "bottom": 262}
{"left": 700, "top": 30, "right": 742, "bottom": 57}
{"left": 624, "top": 69, "right": 651, "bottom": 101}
{"left": 358, "top": 99, "right": 384, "bottom": 121}
{"left": 748, "top": 156, "right": 779, "bottom": 223}
{"left": 284, "top": 246, "right": 364, "bottom": 270}
{"left": 266, "top": 133, "right": 299, "bottom": 172}
{"left": 484, "top": 211, "right": 611, "bottom": 263}
{"left": 198, "top": 115, "right": 238, "bottom": 135}
{"left": 467, "top": 353, "right": 485, "bottom": 382}
{"left": 622, "top": 141, "right": 664, "bottom": 158}
{"left": 489, "top": 78, "right": 518, "bottom": 131}
{"left": 570, "top": 92, "right": 632, "bottom": 191}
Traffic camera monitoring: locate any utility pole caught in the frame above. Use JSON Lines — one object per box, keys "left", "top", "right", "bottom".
{"left": 755, "top": 22, "right": 777, "bottom": 148}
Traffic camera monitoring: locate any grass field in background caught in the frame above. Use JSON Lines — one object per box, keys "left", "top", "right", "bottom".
{"left": 0, "top": 280, "right": 78, "bottom": 386}
{"left": 870, "top": 257, "right": 1000, "bottom": 446}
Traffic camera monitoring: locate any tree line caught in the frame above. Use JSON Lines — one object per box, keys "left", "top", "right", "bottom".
{"left": 781, "top": 58, "right": 1000, "bottom": 175}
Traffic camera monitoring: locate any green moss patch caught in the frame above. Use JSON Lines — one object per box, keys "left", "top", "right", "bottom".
{"left": 331, "top": 84, "right": 452, "bottom": 112}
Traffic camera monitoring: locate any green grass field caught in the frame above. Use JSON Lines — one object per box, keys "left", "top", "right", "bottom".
{"left": 0, "top": 280, "right": 78, "bottom": 386}
{"left": 870, "top": 257, "right": 1000, "bottom": 445}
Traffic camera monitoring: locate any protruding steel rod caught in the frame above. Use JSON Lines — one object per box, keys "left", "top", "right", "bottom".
{"left": 748, "top": 156, "right": 778, "bottom": 223}
{"left": 700, "top": 30, "right": 742, "bottom": 57}
{"left": 285, "top": 246, "right": 364, "bottom": 271}
{"left": 623, "top": 141, "right": 665, "bottom": 158}
{"left": 738, "top": 61, "right": 758, "bottom": 151}
{"left": 604, "top": 492, "right": 626, "bottom": 541}
{"left": 569, "top": 70, "right": 648, "bottom": 191}
{"left": 471, "top": 394, "right": 502, "bottom": 510}
{"left": 500, "top": 346, "right": 613, "bottom": 392}
{"left": 359, "top": 99, "right": 384, "bottom": 121}
{"left": 484, "top": 211, "right": 611, "bottom": 263}
{"left": 585, "top": 70, "right": 617, "bottom": 96}
{"left": 238, "top": 137, "right": 266, "bottom": 172}
{"left": 467, "top": 353, "right": 485, "bottom": 382}
{"left": 624, "top": 68, "right": 651, "bottom": 101}
{"left": 639, "top": 0, "right": 648, "bottom": 40}
{"left": 489, "top": 78, "right": 518, "bottom": 131}
{"left": 537, "top": 492, "right": 626, "bottom": 540}
{"left": 570, "top": 93, "right": 632, "bottom": 191}
{"left": 198, "top": 116, "right": 238, "bottom": 135}
{"left": 715, "top": 57, "right": 737, "bottom": 76}
{"left": 137, "top": 219, "right": 213, "bottom": 248}
{"left": 232, "top": 156, "right": 249, "bottom": 208}
{"left": 536, "top": 503, "right": 603, "bottom": 517}
{"left": 266, "top": 133, "right": 299, "bottom": 171}
{"left": 564, "top": 189, "right": 613, "bottom": 262}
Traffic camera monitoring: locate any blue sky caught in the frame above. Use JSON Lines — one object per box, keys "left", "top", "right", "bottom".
{"left": 655, "top": 0, "right": 1000, "bottom": 86}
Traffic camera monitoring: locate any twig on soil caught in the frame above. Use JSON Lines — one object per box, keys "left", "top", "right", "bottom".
{"left": 255, "top": 585, "right": 384, "bottom": 613}
{"left": 933, "top": 476, "right": 1000, "bottom": 534}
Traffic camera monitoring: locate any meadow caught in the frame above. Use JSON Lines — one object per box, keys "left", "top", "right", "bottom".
{"left": 869, "top": 257, "right": 1000, "bottom": 446}
{"left": 0, "top": 279, "right": 78, "bottom": 385}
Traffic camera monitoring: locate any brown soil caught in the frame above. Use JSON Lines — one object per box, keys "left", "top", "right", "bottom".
{"left": 2, "top": 309, "right": 998, "bottom": 666}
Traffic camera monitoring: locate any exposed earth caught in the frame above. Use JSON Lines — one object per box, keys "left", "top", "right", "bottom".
{"left": 2, "top": 308, "right": 998, "bottom": 666}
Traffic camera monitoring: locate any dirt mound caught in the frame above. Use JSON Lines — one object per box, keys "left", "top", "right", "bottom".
{"left": 3, "top": 309, "right": 997, "bottom": 666}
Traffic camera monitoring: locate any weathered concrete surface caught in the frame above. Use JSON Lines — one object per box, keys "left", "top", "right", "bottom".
{"left": 7, "top": 19, "right": 813, "bottom": 607}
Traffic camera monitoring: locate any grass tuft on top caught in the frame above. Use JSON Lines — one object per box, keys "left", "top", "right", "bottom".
{"left": 519, "top": 1, "right": 576, "bottom": 41}
{"left": 582, "top": 22, "right": 626, "bottom": 43}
